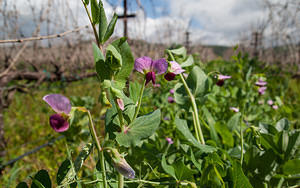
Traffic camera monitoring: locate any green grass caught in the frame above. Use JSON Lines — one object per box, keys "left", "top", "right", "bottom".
{"left": 1, "top": 78, "right": 101, "bottom": 187}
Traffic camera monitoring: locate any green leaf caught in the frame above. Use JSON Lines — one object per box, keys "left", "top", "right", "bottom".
{"left": 129, "top": 82, "right": 142, "bottom": 104}
{"left": 56, "top": 159, "right": 75, "bottom": 186}
{"left": 190, "top": 149, "right": 202, "bottom": 172}
{"left": 174, "top": 83, "right": 189, "bottom": 105}
{"left": 175, "top": 118, "right": 216, "bottom": 153}
{"left": 275, "top": 118, "right": 289, "bottom": 132}
{"left": 161, "top": 154, "right": 177, "bottom": 180}
{"left": 74, "top": 143, "right": 93, "bottom": 172}
{"left": 169, "top": 46, "right": 187, "bottom": 58}
{"left": 16, "top": 182, "right": 28, "bottom": 188}
{"left": 93, "top": 43, "right": 113, "bottom": 82}
{"left": 31, "top": 170, "right": 51, "bottom": 188}
{"left": 180, "top": 55, "right": 194, "bottom": 67}
{"left": 227, "top": 112, "right": 241, "bottom": 131}
{"left": 202, "top": 106, "right": 220, "bottom": 145}
{"left": 284, "top": 131, "right": 299, "bottom": 160}
{"left": 231, "top": 161, "right": 253, "bottom": 188}
{"left": 98, "top": 0, "right": 108, "bottom": 42}
{"left": 103, "top": 13, "right": 118, "bottom": 43}
{"left": 186, "top": 66, "right": 208, "bottom": 97}
{"left": 106, "top": 44, "right": 122, "bottom": 71}
{"left": 111, "top": 38, "right": 134, "bottom": 85}
{"left": 115, "top": 109, "right": 161, "bottom": 147}
{"left": 84, "top": 0, "right": 89, "bottom": 5}
{"left": 173, "top": 160, "right": 197, "bottom": 181}
{"left": 91, "top": 0, "right": 100, "bottom": 24}
{"left": 282, "top": 159, "right": 300, "bottom": 175}
{"left": 215, "top": 122, "right": 234, "bottom": 147}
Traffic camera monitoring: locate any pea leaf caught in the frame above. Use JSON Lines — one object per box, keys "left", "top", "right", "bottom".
{"left": 227, "top": 112, "right": 241, "bottom": 131}
{"left": 111, "top": 37, "right": 134, "bottom": 86}
{"left": 102, "top": 13, "right": 118, "bottom": 43}
{"left": 98, "top": 0, "right": 108, "bottom": 42}
{"left": 31, "top": 170, "right": 51, "bottom": 188}
{"left": 115, "top": 109, "right": 161, "bottom": 147}
{"left": 161, "top": 154, "right": 177, "bottom": 180}
{"left": 93, "top": 43, "right": 113, "bottom": 82}
{"left": 90, "top": 0, "right": 100, "bottom": 24}
{"left": 175, "top": 118, "right": 216, "bottom": 153}
{"left": 74, "top": 143, "right": 93, "bottom": 172}
{"left": 231, "top": 161, "right": 253, "bottom": 188}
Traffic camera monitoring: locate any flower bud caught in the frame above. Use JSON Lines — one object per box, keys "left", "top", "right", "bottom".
{"left": 109, "top": 148, "right": 135, "bottom": 179}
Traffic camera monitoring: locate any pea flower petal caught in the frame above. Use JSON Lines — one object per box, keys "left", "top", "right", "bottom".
{"left": 267, "top": 100, "right": 273, "bottom": 106}
{"left": 146, "top": 71, "right": 156, "bottom": 85}
{"left": 43, "top": 94, "right": 71, "bottom": 114}
{"left": 49, "top": 114, "right": 69, "bottom": 132}
{"left": 134, "top": 56, "right": 152, "bottom": 74}
{"left": 170, "top": 61, "right": 185, "bottom": 74}
{"left": 258, "top": 86, "right": 267, "bottom": 95}
{"left": 152, "top": 59, "right": 168, "bottom": 75}
{"left": 256, "top": 79, "right": 267, "bottom": 87}
{"left": 168, "top": 96, "right": 175, "bottom": 103}
{"left": 117, "top": 98, "right": 125, "bottom": 111}
{"left": 166, "top": 137, "right": 174, "bottom": 144}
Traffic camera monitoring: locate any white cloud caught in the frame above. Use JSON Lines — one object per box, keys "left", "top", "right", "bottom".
{"left": 167, "top": 0, "right": 268, "bottom": 45}
{"left": 3, "top": 0, "right": 271, "bottom": 45}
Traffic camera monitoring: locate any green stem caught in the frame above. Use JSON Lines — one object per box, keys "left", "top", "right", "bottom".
{"left": 87, "top": 110, "right": 108, "bottom": 188}
{"left": 167, "top": 50, "right": 205, "bottom": 144}
{"left": 118, "top": 173, "right": 124, "bottom": 188}
{"left": 240, "top": 120, "right": 244, "bottom": 165}
{"left": 132, "top": 78, "right": 146, "bottom": 122}
{"left": 81, "top": 0, "right": 101, "bottom": 49}
{"left": 191, "top": 111, "right": 200, "bottom": 143}
{"left": 179, "top": 73, "right": 205, "bottom": 145}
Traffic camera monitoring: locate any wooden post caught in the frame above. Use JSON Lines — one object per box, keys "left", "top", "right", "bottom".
{"left": 185, "top": 31, "right": 190, "bottom": 51}
{"left": 251, "top": 31, "right": 262, "bottom": 58}
{"left": 117, "top": 0, "right": 136, "bottom": 39}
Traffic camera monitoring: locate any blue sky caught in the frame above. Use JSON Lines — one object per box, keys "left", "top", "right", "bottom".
{"left": 3, "top": 0, "right": 269, "bottom": 46}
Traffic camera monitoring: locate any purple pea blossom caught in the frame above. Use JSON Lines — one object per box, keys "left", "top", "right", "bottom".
{"left": 168, "top": 96, "right": 175, "bottom": 103}
{"left": 169, "top": 89, "right": 175, "bottom": 94}
{"left": 255, "top": 79, "right": 267, "bottom": 87}
{"left": 134, "top": 56, "right": 168, "bottom": 85}
{"left": 267, "top": 99, "right": 274, "bottom": 106}
{"left": 216, "top": 74, "right": 231, "bottom": 86}
{"left": 272, "top": 105, "right": 278, "bottom": 110}
{"left": 166, "top": 137, "right": 174, "bottom": 145}
{"left": 164, "top": 61, "right": 185, "bottom": 81}
{"left": 230, "top": 107, "right": 239, "bottom": 113}
{"left": 43, "top": 94, "right": 71, "bottom": 132}
{"left": 258, "top": 86, "right": 267, "bottom": 95}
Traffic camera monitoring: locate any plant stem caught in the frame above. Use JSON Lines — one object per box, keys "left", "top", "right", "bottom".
{"left": 81, "top": 0, "right": 101, "bottom": 49}
{"left": 118, "top": 173, "right": 124, "bottom": 188}
{"left": 191, "top": 111, "right": 201, "bottom": 143}
{"left": 240, "top": 119, "right": 244, "bottom": 165}
{"left": 167, "top": 50, "right": 205, "bottom": 144}
{"left": 179, "top": 73, "right": 205, "bottom": 145}
{"left": 132, "top": 78, "right": 146, "bottom": 122}
{"left": 87, "top": 110, "right": 108, "bottom": 188}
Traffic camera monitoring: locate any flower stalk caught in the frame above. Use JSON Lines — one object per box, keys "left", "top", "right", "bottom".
{"left": 132, "top": 78, "right": 146, "bottom": 122}
{"left": 167, "top": 50, "right": 205, "bottom": 145}
{"left": 87, "top": 110, "right": 108, "bottom": 188}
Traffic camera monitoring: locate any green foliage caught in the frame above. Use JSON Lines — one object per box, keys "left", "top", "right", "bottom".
{"left": 31, "top": 170, "right": 51, "bottom": 188}
{"left": 115, "top": 109, "right": 161, "bottom": 147}
{"left": 3, "top": 3, "right": 300, "bottom": 188}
